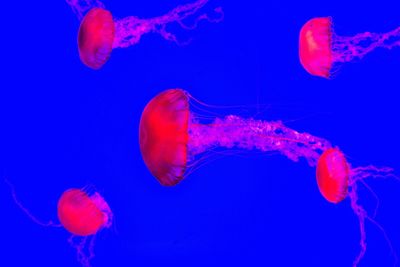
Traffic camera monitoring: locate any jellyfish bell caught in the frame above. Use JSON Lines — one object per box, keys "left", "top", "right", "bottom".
{"left": 139, "top": 89, "right": 190, "bottom": 186}
{"left": 57, "top": 188, "right": 112, "bottom": 236}
{"left": 316, "top": 147, "right": 349, "bottom": 204}
{"left": 78, "top": 8, "right": 115, "bottom": 70}
{"left": 299, "top": 17, "right": 333, "bottom": 78}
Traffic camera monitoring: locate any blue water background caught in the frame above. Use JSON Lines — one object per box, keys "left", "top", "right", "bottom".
{"left": 1, "top": 0, "right": 400, "bottom": 266}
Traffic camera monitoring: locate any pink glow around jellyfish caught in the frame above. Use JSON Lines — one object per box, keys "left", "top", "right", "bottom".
{"left": 139, "top": 89, "right": 398, "bottom": 266}
{"left": 66, "top": 0, "right": 223, "bottom": 69}
{"left": 5, "top": 180, "right": 113, "bottom": 267}
{"left": 66, "top": 0, "right": 105, "bottom": 20}
{"left": 299, "top": 17, "right": 400, "bottom": 78}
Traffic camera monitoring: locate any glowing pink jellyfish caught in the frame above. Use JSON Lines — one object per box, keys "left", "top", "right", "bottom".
{"left": 316, "top": 148, "right": 398, "bottom": 266}
{"left": 6, "top": 181, "right": 112, "bottom": 267}
{"left": 299, "top": 17, "right": 400, "bottom": 78}
{"left": 139, "top": 89, "right": 332, "bottom": 186}
{"left": 66, "top": 0, "right": 223, "bottom": 69}
{"left": 139, "top": 89, "right": 398, "bottom": 266}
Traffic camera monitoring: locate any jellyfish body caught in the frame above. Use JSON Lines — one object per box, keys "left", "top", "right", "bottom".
{"left": 315, "top": 148, "right": 397, "bottom": 266}
{"left": 299, "top": 17, "right": 400, "bottom": 78}
{"left": 57, "top": 188, "right": 112, "bottom": 236}
{"left": 316, "top": 148, "right": 349, "bottom": 203}
{"left": 139, "top": 89, "right": 189, "bottom": 186}
{"left": 6, "top": 181, "right": 113, "bottom": 267}
{"left": 78, "top": 8, "right": 115, "bottom": 70}
{"left": 70, "top": 0, "right": 223, "bottom": 69}
{"left": 299, "top": 17, "right": 333, "bottom": 78}
{"left": 139, "top": 89, "right": 332, "bottom": 185}
{"left": 56, "top": 188, "right": 112, "bottom": 267}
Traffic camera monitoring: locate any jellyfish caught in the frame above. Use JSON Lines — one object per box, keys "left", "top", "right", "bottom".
{"left": 6, "top": 180, "right": 112, "bottom": 267}
{"left": 316, "top": 148, "right": 398, "bottom": 267}
{"left": 77, "top": 8, "right": 115, "bottom": 70}
{"left": 66, "top": 0, "right": 223, "bottom": 69}
{"left": 138, "top": 88, "right": 335, "bottom": 186}
{"left": 58, "top": 188, "right": 112, "bottom": 236}
{"left": 299, "top": 17, "right": 400, "bottom": 78}
{"left": 316, "top": 148, "right": 349, "bottom": 204}
{"left": 57, "top": 188, "right": 113, "bottom": 267}
{"left": 139, "top": 89, "right": 398, "bottom": 266}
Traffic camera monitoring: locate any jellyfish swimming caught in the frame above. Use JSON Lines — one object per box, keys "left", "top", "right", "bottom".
{"left": 6, "top": 180, "right": 112, "bottom": 267}
{"left": 77, "top": 8, "right": 115, "bottom": 70}
{"left": 316, "top": 148, "right": 398, "bottom": 267}
{"left": 58, "top": 188, "right": 112, "bottom": 237}
{"left": 139, "top": 89, "right": 398, "bottom": 266}
{"left": 316, "top": 148, "right": 349, "bottom": 204}
{"left": 66, "top": 0, "right": 223, "bottom": 69}
{"left": 139, "top": 88, "right": 332, "bottom": 186}
{"left": 299, "top": 17, "right": 400, "bottom": 78}
{"left": 58, "top": 188, "right": 112, "bottom": 267}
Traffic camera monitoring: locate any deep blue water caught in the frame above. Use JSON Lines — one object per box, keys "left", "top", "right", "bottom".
{"left": 1, "top": 0, "right": 400, "bottom": 266}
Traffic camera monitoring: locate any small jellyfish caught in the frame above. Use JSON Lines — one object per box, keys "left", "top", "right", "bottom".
{"left": 316, "top": 148, "right": 397, "bottom": 267}
{"left": 6, "top": 180, "right": 112, "bottom": 267}
{"left": 78, "top": 8, "right": 115, "bottom": 70}
{"left": 316, "top": 148, "right": 349, "bottom": 204}
{"left": 299, "top": 17, "right": 400, "bottom": 78}
{"left": 67, "top": 0, "right": 223, "bottom": 69}
{"left": 58, "top": 188, "right": 112, "bottom": 267}
{"left": 58, "top": 188, "right": 112, "bottom": 236}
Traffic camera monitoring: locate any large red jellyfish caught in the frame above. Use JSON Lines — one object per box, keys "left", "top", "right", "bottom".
{"left": 6, "top": 181, "right": 112, "bottom": 267}
{"left": 67, "top": 0, "right": 223, "bottom": 69}
{"left": 139, "top": 89, "right": 398, "bottom": 266}
{"left": 299, "top": 17, "right": 400, "bottom": 78}
{"left": 139, "top": 89, "right": 332, "bottom": 186}
{"left": 139, "top": 89, "right": 190, "bottom": 186}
